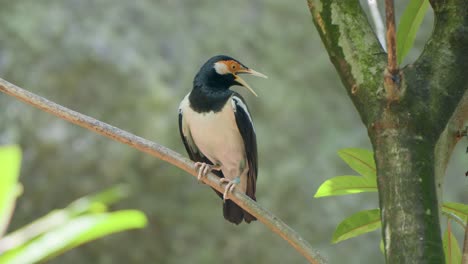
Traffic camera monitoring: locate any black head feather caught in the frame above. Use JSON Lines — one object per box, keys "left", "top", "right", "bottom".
{"left": 189, "top": 55, "right": 246, "bottom": 112}
{"left": 194, "top": 55, "right": 247, "bottom": 90}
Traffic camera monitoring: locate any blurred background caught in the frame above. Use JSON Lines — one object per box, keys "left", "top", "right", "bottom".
{"left": 0, "top": 0, "right": 466, "bottom": 263}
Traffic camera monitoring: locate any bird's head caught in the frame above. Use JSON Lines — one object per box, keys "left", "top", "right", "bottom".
{"left": 195, "top": 55, "right": 267, "bottom": 96}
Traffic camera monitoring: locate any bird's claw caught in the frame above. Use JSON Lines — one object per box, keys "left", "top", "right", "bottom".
{"left": 220, "top": 177, "right": 240, "bottom": 202}
{"left": 194, "top": 162, "right": 220, "bottom": 182}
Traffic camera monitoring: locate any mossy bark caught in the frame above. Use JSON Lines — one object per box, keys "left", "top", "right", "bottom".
{"left": 307, "top": 0, "right": 468, "bottom": 263}
{"left": 369, "top": 106, "right": 443, "bottom": 263}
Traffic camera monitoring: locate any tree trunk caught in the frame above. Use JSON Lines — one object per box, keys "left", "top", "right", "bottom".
{"left": 307, "top": 0, "right": 468, "bottom": 262}
{"left": 370, "top": 108, "right": 443, "bottom": 262}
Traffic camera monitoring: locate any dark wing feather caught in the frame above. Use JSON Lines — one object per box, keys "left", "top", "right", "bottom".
{"left": 232, "top": 94, "right": 257, "bottom": 223}
{"left": 178, "top": 110, "right": 203, "bottom": 162}
{"left": 232, "top": 94, "right": 258, "bottom": 201}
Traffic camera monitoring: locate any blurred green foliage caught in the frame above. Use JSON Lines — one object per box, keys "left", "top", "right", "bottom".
{"left": 0, "top": 1, "right": 466, "bottom": 263}
{"left": 0, "top": 145, "right": 22, "bottom": 236}
{"left": 0, "top": 146, "right": 147, "bottom": 263}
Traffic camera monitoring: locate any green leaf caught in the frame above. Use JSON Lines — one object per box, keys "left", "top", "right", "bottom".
{"left": 0, "top": 210, "right": 75, "bottom": 253}
{"left": 443, "top": 222, "right": 462, "bottom": 264}
{"left": 332, "top": 209, "right": 381, "bottom": 243}
{"left": 442, "top": 202, "right": 468, "bottom": 224}
{"left": 61, "top": 210, "right": 147, "bottom": 252}
{"left": 66, "top": 184, "right": 131, "bottom": 216}
{"left": 0, "top": 210, "right": 147, "bottom": 264}
{"left": 0, "top": 145, "right": 22, "bottom": 236}
{"left": 314, "top": 175, "right": 377, "bottom": 198}
{"left": 0, "top": 184, "right": 132, "bottom": 252}
{"left": 337, "top": 148, "right": 376, "bottom": 179}
{"left": 396, "top": 0, "right": 430, "bottom": 64}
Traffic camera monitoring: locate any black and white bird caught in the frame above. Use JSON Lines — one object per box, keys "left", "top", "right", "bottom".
{"left": 178, "top": 55, "right": 267, "bottom": 224}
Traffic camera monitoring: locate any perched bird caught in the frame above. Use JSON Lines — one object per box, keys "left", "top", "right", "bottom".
{"left": 178, "top": 55, "right": 267, "bottom": 224}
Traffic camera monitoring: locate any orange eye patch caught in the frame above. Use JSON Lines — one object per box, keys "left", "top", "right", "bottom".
{"left": 224, "top": 60, "right": 245, "bottom": 73}
{"left": 213, "top": 60, "right": 247, "bottom": 75}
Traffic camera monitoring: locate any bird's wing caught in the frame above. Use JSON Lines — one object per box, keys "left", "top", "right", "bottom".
{"left": 178, "top": 108, "right": 204, "bottom": 162}
{"left": 231, "top": 94, "right": 258, "bottom": 201}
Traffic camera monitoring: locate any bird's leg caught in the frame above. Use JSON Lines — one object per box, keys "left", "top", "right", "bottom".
{"left": 219, "top": 177, "right": 240, "bottom": 202}
{"left": 194, "top": 162, "right": 221, "bottom": 182}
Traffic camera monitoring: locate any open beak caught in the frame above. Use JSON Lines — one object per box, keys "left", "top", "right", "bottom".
{"left": 234, "top": 68, "right": 268, "bottom": 97}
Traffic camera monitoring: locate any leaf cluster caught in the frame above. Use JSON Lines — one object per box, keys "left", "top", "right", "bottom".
{"left": 0, "top": 146, "right": 147, "bottom": 263}
{"left": 314, "top": 148, "right": 467, "bottom": 263}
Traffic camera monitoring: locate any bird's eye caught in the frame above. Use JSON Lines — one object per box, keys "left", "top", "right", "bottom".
{"left": 231, "top": 64, "right": 237, "bottom": 70}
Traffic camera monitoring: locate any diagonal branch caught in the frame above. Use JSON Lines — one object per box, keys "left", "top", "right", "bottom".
{"left": 0, "top": 78, "right": 325, "bottom": 264}
{"left": 307, "top": 0, "right": 386, "bottom": 125}
{"left": 411, "top": 0, "right": 468, "bottom": 133}
{"left": 434, "top": 89, "right": 468, "bottom": 200}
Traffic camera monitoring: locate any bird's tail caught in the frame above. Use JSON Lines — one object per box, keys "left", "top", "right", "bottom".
{"left": 210, "top": 170, "right": 256, "bottom": 224}
{"left": 223, "top": 200, "right": 257, "bottom": 224}
{"left": 210, "top": 188, "right": 257, "bottom": 224}
{"left": 242, "top": 208, "right": 256, "bottom": 223}
{"left": 223, "top": 200, "right": 244, "bottom": 225}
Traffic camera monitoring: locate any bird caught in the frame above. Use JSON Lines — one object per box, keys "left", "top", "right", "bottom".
{"left": 178, "top": 55, "right": 267, "bottom": 224}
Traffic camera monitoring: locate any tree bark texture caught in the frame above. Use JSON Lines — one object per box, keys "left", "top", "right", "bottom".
{"left": 307, "top": 1, "right": 468, "bottom": 263}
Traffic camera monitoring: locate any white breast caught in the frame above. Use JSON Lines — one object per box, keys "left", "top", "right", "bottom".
{"left": 179, "top": 94, "right": 247, "bottom": 184}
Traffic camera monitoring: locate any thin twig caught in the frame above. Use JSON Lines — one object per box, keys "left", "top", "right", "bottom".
{"left": 384, "top": 0, "right": 400, "bottom": 102}
{"left": 0, "top": 78, "right": 325, "bottom": 264}
{"left": 384, "top": 0, "right": 397, "bottom": 74}
{"left": 367, "top": 0, "right": 386, "bottom": 51}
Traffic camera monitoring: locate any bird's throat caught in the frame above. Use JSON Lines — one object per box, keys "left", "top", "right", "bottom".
{"left": 188, "top": 86, "right": 232, "bottom": 113}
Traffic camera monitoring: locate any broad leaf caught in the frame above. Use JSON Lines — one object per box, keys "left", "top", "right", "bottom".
{"left": 0, "top": 184, "right": 132, "bottom": 252}
{"left": 0, "top": 145, "right": 22, "bottom": 237}
{"left": 332, "top": 209, "right": 381, "bottom": 243}
{"left": 60, "top": 210, "right": 147, "bottom": 254}
{"left": 337, "top": 148, "right": 376, "bottom": 179}
{"left": 443, "top": 222, "right": 461, "bottom": 264}
{"left": 396, "top": 0, "right": 430, "bottom": 64}
{"left": 66, "top": 184, "right": 130, "bottom": 216}
{"left": 0, "top": 210, "right": 147, "bottom": 264}
{"left": 442, "top": 202, "right": 468, "bottom": 224}
{"left": 314, "top": 175, "right": 377, "bottom": 198}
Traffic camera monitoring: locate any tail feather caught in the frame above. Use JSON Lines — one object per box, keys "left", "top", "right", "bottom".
{"left": 242, "top": 210, "right": 256, "bottom": 223}
{"left": 223, "top": 200, "right": 244, "bottom": 225}
{"left": 210, "top": 188, "right": 257, "bottom": 224}
{"left": 210, "top": 170, "right": 257, "bottom": 224}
